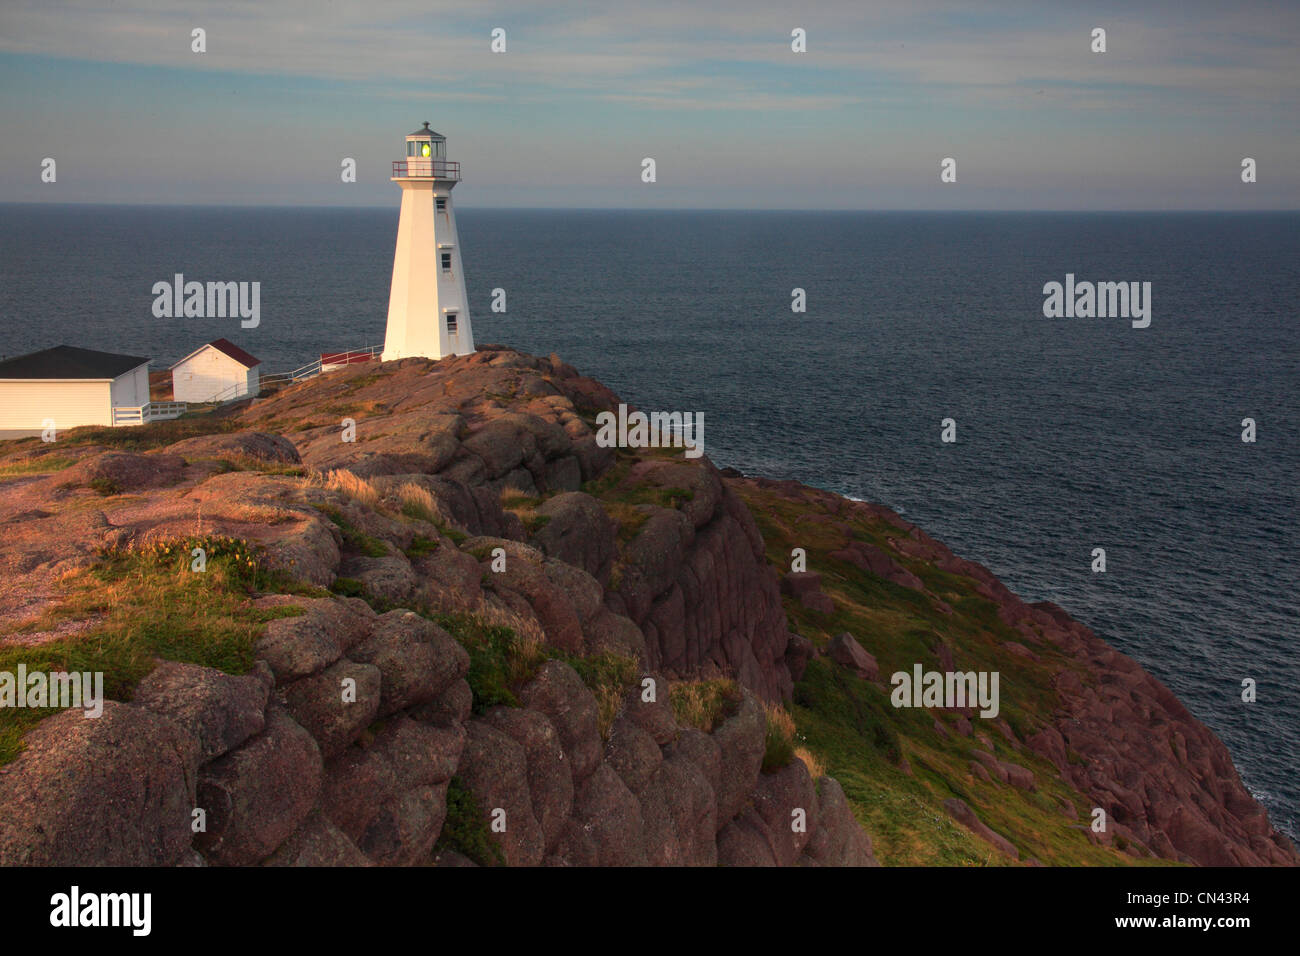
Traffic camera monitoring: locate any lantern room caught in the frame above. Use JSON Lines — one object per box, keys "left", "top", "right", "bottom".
{"left": 396, "top": 121, "right": 459, "bottom": 179}
{"left": 406, "top": 121, "right": 445, "bottom": 159}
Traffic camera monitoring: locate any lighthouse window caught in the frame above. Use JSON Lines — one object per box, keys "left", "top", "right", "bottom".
{"left": 441, "top": 252, "right": 452, "bottom": 271}
{"left": 446, "top": 314, "right": 458, "bottom": 333}
{"left": 436, "top": 198, "right": 447, "bottom": 211}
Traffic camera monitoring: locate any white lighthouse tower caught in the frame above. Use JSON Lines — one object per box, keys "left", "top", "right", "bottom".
{"left": 381, "top": 122, "right": 475, "bottom": 361}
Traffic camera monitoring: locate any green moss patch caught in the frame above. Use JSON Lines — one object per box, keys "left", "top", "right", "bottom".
{"left": 433, "top": 776, "right": 505, "bottom": 866}
{"left": 0, "top": 535, "right": 304, "bottom": 765}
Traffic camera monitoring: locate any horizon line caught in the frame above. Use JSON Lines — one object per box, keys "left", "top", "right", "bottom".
{"left": 3, "top": 201, "right": 1298, "bottom": 215}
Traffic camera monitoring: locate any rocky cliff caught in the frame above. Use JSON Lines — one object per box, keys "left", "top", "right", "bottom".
{"left": 0, "top": 346, "right": 1291, "bottom": 867}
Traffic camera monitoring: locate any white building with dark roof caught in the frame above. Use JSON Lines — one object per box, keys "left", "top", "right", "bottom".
{"left": 170, "top": 338, "right": 261, "bottom": 403}
{"left": 0, "top": 344, "right": 178, "bottom": 431}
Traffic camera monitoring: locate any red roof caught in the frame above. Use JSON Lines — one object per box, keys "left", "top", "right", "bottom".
{"left": 206, "top": 338, "right": 261, "bottom": 368}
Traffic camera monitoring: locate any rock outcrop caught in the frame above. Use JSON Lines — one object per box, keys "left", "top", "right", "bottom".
{"left": 737, "top": 476, "right": 1299, "bottom": 868}
{"left": 0, "top": 345, "right": 1291, "bottom": 868}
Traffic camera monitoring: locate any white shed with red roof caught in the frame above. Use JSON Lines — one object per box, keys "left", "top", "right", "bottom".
{"left": 171, "top": 338, "right": 261, "bottom": 403}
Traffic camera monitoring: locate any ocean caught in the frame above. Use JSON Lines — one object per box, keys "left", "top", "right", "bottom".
{"left": 1, "top": 204, "right": 1296, "bottom": 839}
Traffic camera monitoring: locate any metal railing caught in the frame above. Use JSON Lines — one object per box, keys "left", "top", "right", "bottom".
{"left": 112, "top": 401, "right": 187, "bottom": 426}
{"left": 320, "top": 345, "right": 383, "bottom": 370}
{"left": 259, "top": 359, "right": 326, "bottom": 388}
{"left": 392, "top": 160, "right": 461, "bottom": 180}
{"left": 205, "top": 381, "right": 257, "bottom": 404}
{"left": 257, "top": 344, "right": 383, "bottom": 392}
{"left": 162, "top": 344, "right": 383, "bottom": 407}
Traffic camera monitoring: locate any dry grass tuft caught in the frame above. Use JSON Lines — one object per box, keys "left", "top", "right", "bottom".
{"left": 765, "top": 700, "right": 797, "bottom": 740}
{"left": 499, "top": 491, "right": 550, "bottom": 536}
{"left": 669, "top": 678, "right": 743, "bottom": 733}
{"left": 321, "top": 469, "right": 380, "bottom": 509}
{"left": 762, "top": 700, "right": 798, "bottom": 772}
{"left": 398, "top": 482, "right": 439, "bottom": 523}
{"left": 475, "top": 596, "right": 548, "bottom": 649}
{"left": 794, "top": 745, "right": 827, "bottom": 781}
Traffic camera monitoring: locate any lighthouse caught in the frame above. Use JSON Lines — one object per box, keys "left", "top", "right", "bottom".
{"left": 381, "top": 122, "right": 475, "bottom": 362}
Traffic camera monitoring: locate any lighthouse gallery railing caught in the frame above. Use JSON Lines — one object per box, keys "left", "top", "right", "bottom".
{"left": 391, "top": 160, "right": 461, "bottom": 180}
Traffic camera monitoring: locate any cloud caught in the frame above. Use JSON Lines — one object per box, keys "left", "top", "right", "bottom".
{"left": 1, "top": 0, "right": 1296, "bottom": 107}
{"left": 0, "top": 0, "right": 1295, "bottom": 208}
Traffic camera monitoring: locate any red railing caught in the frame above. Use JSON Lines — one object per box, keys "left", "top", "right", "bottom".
{"left": 320, "top": 346, "right": 382, "bottom": 368}
{"left": 392, "top": 160, "right": 461, "bottom": 180}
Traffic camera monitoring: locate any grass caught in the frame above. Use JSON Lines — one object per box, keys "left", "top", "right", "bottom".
{"left": 182, "top": 456, "right": 304, "bottom": 478}
{"left": 437, "top": 524, "right": 468, "bottom": 545}
{"left": 500, "top": 494, "right": 543, "bottom": 510}
{"left": 329, "top": 576, "right": 366, "bottom": 598}
{"left": 0, "top": 456, "right": 76, "bottom": 477}
{"left": 398, "top": 482, "right": 439, "bottom": 523}
{"left": 567, "top": 652, "right": 640, "bottom": 739}
{"left": 436, "top": 612, "right": 549, "bottom": 712}
{"left": 0, "top": 535, "right": 304, "bottom": 765}
{"left": 345, "top": 373, "right": 382, "bottom": 392}
{"left": 398, "top": 483, "right": 468, "bottom": 543}
{"left": 15, "top": 412, "right": 242, "bottom": 452}
{"left": 404, "top": 536, "right": 440, "bottom": 559}
{"left": 500, "top": 493, "right": 553, "bottom": 537}
{"left": 434, "top": 776, "right": 505, "bottom": 866}
{"left": 312, "top": 504, "right": 389, "bottom": 558}
{"left": 794, "top": 745, "right": 827, "bottom": 781}
{"left": 521, "top": 514, "right": 550, "bottom": 535}
{"left": 434, "top": 610, "right": 638, "bottom": 737}
{"left": 793, "top": 659, "right": 906, "bottom": 766}
{"left": 579, "top": 455, "right": 700, "bottom": 544}
{"left": 763, "top": 701, "right": 797, "bottom": 773}
{"left": 602, "top": 501, "right": 652, "bottom": 544}
{"left": 320, "top": 469, "right": 380, "bottom": 509}
{"left": 88, "top": 476, "right": 122, "bottom": 496}
{"left": 729, "top": 478, "right": 1170, "bottom": 867}
{"left": 669, "top": 678, "right": 743, "bottom": 732}
{"left": 658, "top": 487, "right": 695, "bottom": 509}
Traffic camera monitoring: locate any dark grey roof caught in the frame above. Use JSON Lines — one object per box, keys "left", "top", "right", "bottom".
{"left": 408, "top": 121, "right": 445, "bottom": 140}
{"left": 0, "top": 345, "right": 150, "bottom": 380}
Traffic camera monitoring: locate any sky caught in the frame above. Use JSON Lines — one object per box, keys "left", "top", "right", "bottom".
{"left": 0, "top": 0, "right": 1296, "bottom": 209}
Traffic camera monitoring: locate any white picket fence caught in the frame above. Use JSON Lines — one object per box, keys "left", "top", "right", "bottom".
{"left": 111, "top": 401, "right": 188, "bottom": 426}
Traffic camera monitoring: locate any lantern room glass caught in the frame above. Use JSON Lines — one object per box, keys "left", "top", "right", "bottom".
{"left": 407, "top": 140, "right": 445, "bottom": 159}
